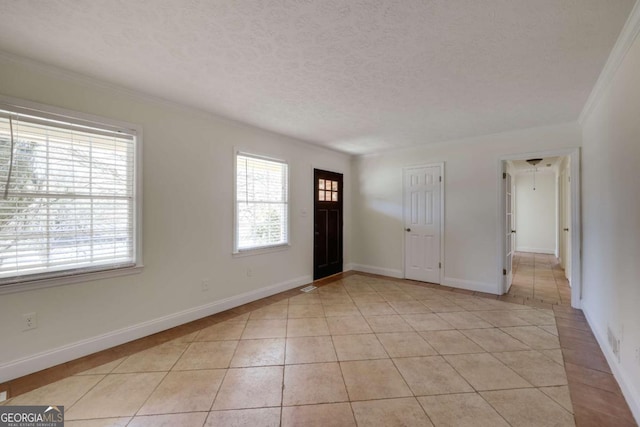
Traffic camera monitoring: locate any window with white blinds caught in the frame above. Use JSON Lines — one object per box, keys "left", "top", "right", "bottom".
{"left": 0, "top": 104, "right": 138, "bottom": 285}
{"left": 235, "top": 153, "right": 289, "bottom": 252}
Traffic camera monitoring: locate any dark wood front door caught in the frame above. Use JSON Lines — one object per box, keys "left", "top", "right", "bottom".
{"left": 314, "top": 169, "right": 343, "bottom": 280}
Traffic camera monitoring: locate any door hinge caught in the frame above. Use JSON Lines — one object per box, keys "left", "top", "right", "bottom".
{"left": 439, "top": 262, "right": 442, "bottom": 269}
{"left": 439, "top": 176, "right": 442, "bottom": 182}
{"left": 502, "top": 172, "right": 506, "bottom": 179}
{"left": 503, "top": 268, "right": 507, "bottom": 275}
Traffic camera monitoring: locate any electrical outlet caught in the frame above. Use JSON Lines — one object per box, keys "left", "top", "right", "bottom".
{"left": 201, "top": 279, "right": 210, "bottom": 292}
{"left": 607, "top": 326, "right": 620, "bottom": 362}
{"left": 23, "top": 312, "right": 37, "bottom": 331}
{"left": 607, "top": 326, "right": 621, "bottom": 363}
{"left": 247, "top": 267, "right": 253, "bottom": 277}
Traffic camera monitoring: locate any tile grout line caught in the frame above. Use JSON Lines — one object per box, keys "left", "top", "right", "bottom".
{"left": 5, "top": 272, "right": 628, "bottom": 426}
{"left": 121, "top": 341, "right": 192, "bottom": 424}
{"left": 58, "top": 356, "right": 148, "bottom": 424}
{"left": 59, "top": 367, "right": 119, "bottom": 418}
{"left": 203, "top": 317, "right": 248, "bottom": 421}
{"left": 474, "top": 385, "right": 516, "bottom": 426}
{"left": 280, "top": 297, "right": 289, "bottom": 426}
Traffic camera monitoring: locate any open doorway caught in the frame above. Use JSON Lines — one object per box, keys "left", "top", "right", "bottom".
{"left": 508, "top": 157, "right": 570, "bottom": 304}
{"left": 499, "top": 149, "right": 581, "bottom": 308}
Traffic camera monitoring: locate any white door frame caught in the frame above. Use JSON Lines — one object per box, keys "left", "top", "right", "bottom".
{"left": 504, "top": 171, "right": 514, "bottom": 292}
{"left": 310, "top": 163, "right": 349, "bottom": 275}
{"left": 402, "top": 162, "right": 445, "bottom": 284}
{"left": 556, "top": 169, "right": 562, "bottom": 260}
{"left": 497, "top": 148, "right": 582, "bottom": 308}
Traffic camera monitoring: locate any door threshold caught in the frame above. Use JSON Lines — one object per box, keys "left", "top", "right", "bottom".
{"left": 313, "top": 271, "right": 347, "bottom": 284}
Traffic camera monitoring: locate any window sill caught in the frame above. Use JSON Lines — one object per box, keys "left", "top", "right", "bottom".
{"left": 233, "top": 244, "right": 291, "bottom": 258}
{"left": 0, "top": 265, "right": 144, "bottom": 295}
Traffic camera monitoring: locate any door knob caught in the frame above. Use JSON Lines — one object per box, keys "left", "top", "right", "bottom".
{"left": 564, "top": 228, "right": 569, "bottom": 231}
{"left": 405, "top": 228, "right": 411, "bottom": 232}
{"left": 511, "top": 230, "right": 516, "bottom": 233}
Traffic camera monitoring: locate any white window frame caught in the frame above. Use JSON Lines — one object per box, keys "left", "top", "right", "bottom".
{"left": 0, "top": 95, "right": 143, "bottom": 295}
{"left": 233, "top": 149, "right": 290, "bottom": 256}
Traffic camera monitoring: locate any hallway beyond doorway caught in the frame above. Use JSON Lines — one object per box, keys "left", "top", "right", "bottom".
{"left": 509, "top": 252, "right": 571, "bottom": 305}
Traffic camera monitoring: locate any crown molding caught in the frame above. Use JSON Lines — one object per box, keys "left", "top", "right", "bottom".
{"left": 579, "top": 1, "right": 640, "bottom": 124}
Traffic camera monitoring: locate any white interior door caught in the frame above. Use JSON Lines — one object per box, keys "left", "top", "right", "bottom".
{"left": 559, "top": 169, "right": 567, "bottom": 268}
{"left": 505, "top": 172, "right": 514, "bottom": 290}
{"left": 563, "top": 166, "right": 572, "bottom": 284}
{"left": 404, "top": 165, "right": 442, "bottom": 283}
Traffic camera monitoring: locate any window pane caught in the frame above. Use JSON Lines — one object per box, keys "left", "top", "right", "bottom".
{"left": 237, "top": 155, "right": 286, "bottom": 203}
{"left": 332, "top": 191, "right": 338, "bottom": 202}
{"left": 325, "top": 190, "right": 331, "bottom": 200}
{"left": 332, "top": 181, "right": 338, "bottom": 191}
{"left": 318, "top": 190, "right": 325, "bottom": 201}
{"left": 318, "top": 179, "right": 325, "bottom": 190}
{"left": 237, "top": 202, "right": 287, "bottom": 250}
{"left": 0, "top": 112, "right": 136, "bottom": 283}
{"left": 236, "top": 154, "right": 288, "bottom": 251}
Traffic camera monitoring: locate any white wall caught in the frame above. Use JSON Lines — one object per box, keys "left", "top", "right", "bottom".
{"left": 581, "top": 20, "right": 640, "bottom": 421}
{"left": 352, "top": 122, "right": 581, "bottom": 294}
{"left": 514, "top": 171, "right": 556, "bottom": 254}
{"left": 0, "top": 55, "right": 352, "bottom": 381}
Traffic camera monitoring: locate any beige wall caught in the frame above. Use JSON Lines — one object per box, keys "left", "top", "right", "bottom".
{"left": 581, "top": 27, "right": 640, "bottom": 420}
{"left": 0, "top": 56, "right": 352, "bottom": 381}
{"left": 352, "top": 122, "right": 581, "bottom": 294}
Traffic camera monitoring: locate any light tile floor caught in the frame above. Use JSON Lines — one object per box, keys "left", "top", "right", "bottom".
{"left": 3, "top": 274, "right": 576, "bottom": 426}
{"left": 509, "top": 252, "right": 572, "bottom": 304}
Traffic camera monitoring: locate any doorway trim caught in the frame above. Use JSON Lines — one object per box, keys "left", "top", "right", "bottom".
{"left": 402, "top": 162, "right": 445, "bottom": 284}
{"left": 497, "top": 148, "right": 582, "bottom": 308}
{"left": 311, "top": 164, "right": 347, "bottom": 279}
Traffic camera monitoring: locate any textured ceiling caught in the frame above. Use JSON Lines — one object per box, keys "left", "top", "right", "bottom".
{"left": 0, "top": 1, "right": 634, "bottom": 154}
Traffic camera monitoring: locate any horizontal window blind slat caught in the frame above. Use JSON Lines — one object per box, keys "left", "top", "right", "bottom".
{"left": 236, "top": 153, "right": 288, "bottom": 251}
{"left": 0, "top": 106, "right": 136, "bottom": 139}
{"left": 0, "top": 104, "right": 137, "bottom": 282}
{"left": 0, "top": 262, "right": 136, "bottom": 286}
{"left": 1, "top": 193, "right": 132, "bottom": 200}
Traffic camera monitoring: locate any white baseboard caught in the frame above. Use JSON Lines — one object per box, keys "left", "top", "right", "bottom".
{"left": 443, "top": 277, "right": 500, "bottom": 295}
{"left": 516, "top": 247, "right": 555, "bottom": 255}
{"left": 348, "top": 265, "right": 499, "bottom": 295}
{"left": 350, "top": 264, "right": 403, "bottom": 279}
{"left": 0, "top": 275, "right": 312, "bottom": 383}
{"left": 343, "top": 263, "right": 354, "bottom": 272}
{"left": 583, "top": 304, "right": 640, "bottom": 424}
